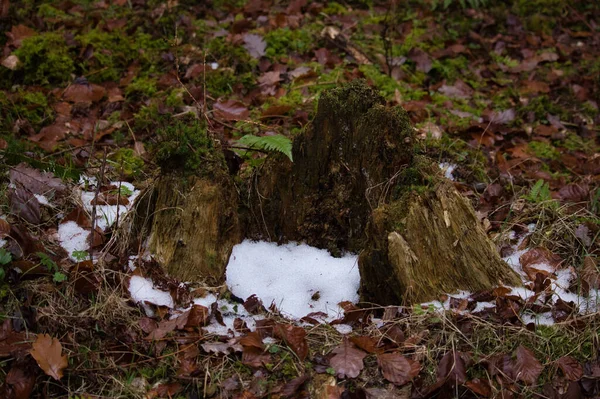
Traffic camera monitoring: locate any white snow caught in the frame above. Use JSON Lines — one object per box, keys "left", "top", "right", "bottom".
{"left": 80, "top": 182, "right": 140, "bottom": 231}
{"left": 226, "top": 240, "right": 360, "bottom": 320}
{"left": 438, "top": 162, "right": 457, "bottom": 181}
{"left": 34, "top": 194, "right": 51, "bottom": 206}
{"left": 129, "top": 275, "right": 174, "bottom": 316}
{"left": 58, "top": 221, "right": 90, "bottom": 261}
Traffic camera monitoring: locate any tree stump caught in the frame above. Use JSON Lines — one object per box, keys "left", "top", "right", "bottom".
{"left": 148, "top": 173, "right": 239, "bottom": 284}
{"left": 247, "top": 80, "right": 521, "bottom": 304}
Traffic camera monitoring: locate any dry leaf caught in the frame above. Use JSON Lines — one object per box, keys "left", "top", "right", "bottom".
{"left": 556, "top": 356, "right": 583, "bottom": 381}
{"left": 29, "top": 334, "right": 68, "bottom": 380}
{"left": 329, "top": 338, "right": 367, "bottom": 378}
{"left": 377, "top": 353, "right": 421, "bottom": 386}
{"left": 515, "top": 345, "right": 543, "bottom": 385}
{"left": 275, "top": 324, "right": 308, "bottom": 360}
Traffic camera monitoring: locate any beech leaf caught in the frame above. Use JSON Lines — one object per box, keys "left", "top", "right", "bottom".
{"left": 557, "top": 356, "right": 583, "bottom": 381}
{"left": 329, "top": 338, "right": 367, "bottom": 378}
{"left": 275, "top": 324, "right": 308, "bottom": 360}
{"left": 515, "top": 345, "right": 543, "bottom": 385}
{"left": 29, "top": 334, "right": 68, "bottom": 380}
{"left": 377, "top": 353, "right": 421, "bottom": 386}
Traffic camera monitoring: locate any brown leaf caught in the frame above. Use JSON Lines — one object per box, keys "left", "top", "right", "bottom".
{"left": 349, "top": 335, "right": 383, "bottom": 354}
{"left": 6, "top": 25, "right": 36, "bottom": 48}
{"left": 514, "top": 345, "right": 543, "bottom": 385}
{"left": 9, "top": 163, "right": 66, "bottom": 195}
{"left": 0, "top": 219, "right": 10, "bottom": 238}
{"left": 1, "top": 54, "right": 20, "bottom": 70}
{"left": 275, "top": 324, "right": 308, "bottom": 360}
{"left": 280, "top": 374, "right": 310, "bottom": 397}
{"left": 329, "top": 338, "right": 367, "bottom": 378}
{"left": 377, "top": 353, "right": 421, "bottom": 386}
{"left": 240, "top": 331, "right": 264, "bottom": 350}
{"left": 63, "top": 82, "right": 106, "bottom": 103}
{"left": 521, "top": 80, "right": 550, "bottom": 94}
{"left": 243, "top": 294, "right": 264, "bottom": 314}
{"left": 28, "top": 124, "right": 66, "bottom": 151}
{"left": 408, "top": 48, "right": 432, "bottom": 73}
{"left": 437, "top": 350, "right": 469, "bottom": 385}
{"left": 0, "top": 320, "right": 34, "bottom": 357}
{"left": 243, "top": 33, "right": 266, "bottom": 59}
{"left": 214, "top": 99, "right": 249, "bottom": 121}
{"left": 556, "top": 183, "right": 589, "bottom": 203}
{"left": 242, "top": 346, "right": 270, "bottom": 368}
{"left": 5, "top": 361, "right": 37, "bottom": 399}
{"left": 581, "top": 257, "right": 600, "bottom": 290}
{"left": 519, "top": 247, "right": 563, "bottom": 279}
{"left": 9, "top": 187, "right": 41, "bottom": 224}
{"left": 557, "top": 356, "right": 583, "bottom": 381}
{"left": 201, "top": 340, "right": 242, "bottom": 355}
{"left": 29, "top": 334, "right": 68, "bottom": 380}
{"left": 464, "top": 378, "right": 491, "bottom": 397}
{"left": 185, "top": 305, "right": 209, "bottom": 328}
{"left": 438, "top": 79, "right": 473, "bottom": 99}
{"left": 258, "top": 71, "right": 282, "bottom": 95}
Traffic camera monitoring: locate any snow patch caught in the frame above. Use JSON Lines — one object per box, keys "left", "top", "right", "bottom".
{"left": 129, "top": 276, "right": 174, "bottom": 316}
{"left": 226, "top": 240, "right": 360, "bottom": 320}
{"left": 58, "top": 221, "right": 90, "bottom": 261}
{"left": 438, "top": 162, "right": 457, "bottom": 181}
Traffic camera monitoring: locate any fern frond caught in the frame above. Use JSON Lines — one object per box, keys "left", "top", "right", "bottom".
{"left": 237, "top": 134, "right": 293, "bottom": 162}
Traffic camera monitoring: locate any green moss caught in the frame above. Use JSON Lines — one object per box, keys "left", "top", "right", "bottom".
{"left": 154, "top": 116, "right": 225, "bottom": 175}
{"left": 37, "top": 4, "right": 70, "bottom": 19}
{"left": 14, "top": 33, "right": 75, "bottom": 85}
{"left": 264, "top": 27, "right": 314, "bottom": 59}
{"left": 323, "top": 2, "right": 348, "bottom": 15}
{"left": 528, "top": 140, "right": 560, "bottom": 160}
{"left": 125, "top": 76, "right": 158, "bottom": 98}
{"left": 110, "top": 148, "right": 145, "bottom": 177}
{"left": 77, "top": 29, "right": 167, "bottom": 82}
{"left": 561, "top": 132, "right": 596, "bottom": 154}
{"left": 431, "top": 56, "right": 469, "bottom": 82}
{"left": 520, "top": 95, "right": 566, "bottom": 121}
{"left": 204, "top": 69, "right": 255, "bottom": 98}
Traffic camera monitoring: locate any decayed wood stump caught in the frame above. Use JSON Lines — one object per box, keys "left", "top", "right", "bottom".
{"left": 121, "top": 80, "right": 520, "bottom": 305}
{"left": 247, "top": 80, "right": 520, "bottom": 304}
{"left": 245, "top": 81, "right": 414, "bottom": 254}
{"left": 148, "top": 174, "right": 239, "bottom": 284}
{"left": 359, "top": 171, "right": 521, "bottom": 305}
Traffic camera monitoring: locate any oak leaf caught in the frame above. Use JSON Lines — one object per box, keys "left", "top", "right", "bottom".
{"left": 29, "top": 334, "right": 68, "bottom": 380}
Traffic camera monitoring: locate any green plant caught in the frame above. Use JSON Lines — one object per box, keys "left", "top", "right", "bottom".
{"left": 37, "top": 252, "right": 67, "bottom": 283}
{"left": 14, "top": 33, "right": 75, "bottom": 85}
{"left": 524, "top": 179, "right": 553, "bottom": 203}
{"left": 237, "top": 134, "right": 293, "bottom": 162}
{"left": 431, "top": 0, "right": 489, "bottom": 10}
{"left": 72, "top": 250, "right": 89, "bottom": 262}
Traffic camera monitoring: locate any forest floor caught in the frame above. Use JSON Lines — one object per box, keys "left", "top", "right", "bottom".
{"left": 0, "top": 0, "right": 599, "bottom": 398}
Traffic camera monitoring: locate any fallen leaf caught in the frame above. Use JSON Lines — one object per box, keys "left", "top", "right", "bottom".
{"left": 557, "top": 356, "right": 583, "bottom": 381}
{"left": 240, "top": 331, "right": 264, "bottom": 350}
{"left": 1, "top": 54, "right": 20, "bottom": 70}
{"left": 243, "top": 33, "right": 266, "bottom": 59}
{"left": 9, "top": 187, "right": 41, "bottom": 224}
{"left": 514, "top": 345, "right": 543, "bottom": 385}
{"left": 29, "top": 334, "right": 68, "bottom": 380}
{"left": 329, "top": 338, "right": 367, "bottom": 378}
{"left": 556, "top": 183, "right": 589, "bottom": 203}
{"left": 437, "top": 350, "right": 469, "bottom": 385}
{"left": 280, "top": 374, "right": 310, "bottom": 397}
{"left": 349, "top": 335, "right": 383, "bottom": 354}
{"left": 213, "top": 99, "right": 249, "bottom": 121}
{"left": 377, "top": 353, "right": 420, "bottom": 386}
{"left": 9, "top": 163, "right": 66, "bottom": 195}
{"left": 519, "top": 247, "right": 563, "bottom": 279}
{"left": 63, "top": 81, "right": 106, "bottom": 103}
{"left": 464, "top": 378, "right": 492, "bottom": 397}
{"left": 408, "top": 48, "right": 432, "bottom": 73}
{"left": 0, "top": 219, "right": 9, "bottom": 238}
{"left": 581, "top": 257, "right": 600, "bottom": 290}
{"left": 438, "top": 79, "right": 473, "bottom": 99}
{"left": 275, "top": 324, "right": 308, "bottom": 360}
{"left": 201, "top": 339, "right": 242, "bottom": 355}
{"left": 242, "top": 346, "right": 270, "bottom": 368}
{"left": 5, "top": 361, "right": 36, "bottom": 399}
{"left": 6, "top": 25, "right": 36, "bottom": 48}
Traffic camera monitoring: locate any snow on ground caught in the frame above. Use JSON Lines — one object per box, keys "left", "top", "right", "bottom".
{"left": 58, "top": 221, "right": 91, "bottom": 261}
{"left": 226, "top": 240, "right": 360, "bottom": 320}
{"left": 129, "top": 275, "right": 174, "bottom": 316}
{"left": 438, "top": 162, "right": 457, "bottom": 181}
{"left": 57, "top": 178, "right": 139, "bottom": 259}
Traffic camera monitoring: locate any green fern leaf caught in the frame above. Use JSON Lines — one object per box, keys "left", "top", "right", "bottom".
{"left": 237, "top": 134, "right": 293, "bottom": 162}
